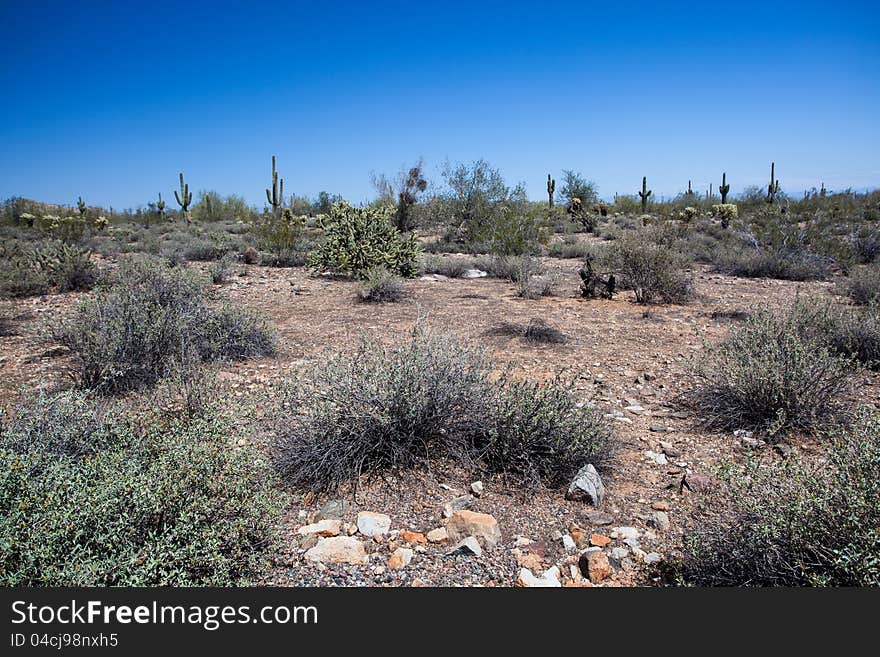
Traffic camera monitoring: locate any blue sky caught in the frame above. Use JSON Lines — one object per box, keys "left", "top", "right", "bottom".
{"left": 1, "top": 0, "right": 878, "bottom": 209}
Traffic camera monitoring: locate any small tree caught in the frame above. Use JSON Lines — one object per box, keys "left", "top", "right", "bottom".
{"left": 560, "top": 170, "right": 599, "bottom": 207}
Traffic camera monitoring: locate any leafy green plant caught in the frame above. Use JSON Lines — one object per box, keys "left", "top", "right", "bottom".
{"left": 603, "top": 229, "right": 694, "bottom": 304}
{"left": 673, "top": 412, "right": 880, "bottom": 586}
{"left": 0, "top": 391, "right": 286, "bottom": 586}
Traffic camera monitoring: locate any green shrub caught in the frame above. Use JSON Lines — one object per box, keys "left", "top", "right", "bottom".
{"left": 307, "top": 201, "right": 420, "bottom": 279}
{"left": 479, "top": 376, "right": 614, "bottom": 485}
{"left": 357, "top": 267, "right": 407, "bottom": 303}
{"left": 210, "top": 252, "right": 237, "bottom": 284}
{"left": 679, "top": 303, "right": 858, "bottom": 438}
{"left": 841, "top": 265, "right": 880, "bottom": 305}
{"left": 0, "top": 391, "right": 285, "bottom": 586}
{"left": 718, "top": 247, "right": 832, "bottom": 281}
{"left": 0, "top": 260, "right": 50, "bottom": 298}
{"left": 548, "top": 237, "right": 593, "bottom": 259}
{"left": 820, "top": 303, "right": 880, "bottom": 370}
{"left": 52, "top": 257, "right": 275, "bottom": 393}
{"left": 0, "top": 240, "right": 96, "bottom": 297}
{"left": 421, "top": 254, "right": 476, "bottom": 278}
{"left": 251, "top": 210, "right": 307, "bottom": 266}
{"left": 603, "top": 230, "right": 694, "bottom": 304}
{"left": 673, "top": 413, "right": 880, "bottom": 586}
{"left": 272, "top": 327, "right": 615, "bottom": 493}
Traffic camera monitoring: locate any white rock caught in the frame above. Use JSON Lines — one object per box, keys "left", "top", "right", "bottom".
{"left": 611, "top": 526, "right": 641, "bottom": 540}
{"left": 517, "top": 566, "right": 562, "bottom": 587}
{"left": 445, "top": 536, "right": 482, "bottom": 557}
{"left": 461, "top": 269, "right": 488, "bottom": 279}
{"left": 470, "top": 481, "right": 484, "bottom": 497}
{"left": 297, "top": 519, "right": 341, "bottom": 537}
{"left": 565, "top": 464, "right": 605, "bottom": 505}
{"left": 356, "top": 511, "right": 392, "bottom": 538}
{"left": 562, "top": 534, "right": 577, "bottom": 551}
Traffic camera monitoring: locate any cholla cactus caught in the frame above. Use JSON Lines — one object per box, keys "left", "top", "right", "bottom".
{"left": 679, "top": 206, "right": 699, "bottom": 223}
{"left": 711, "top": 203, "right": 738, "bottom": 228}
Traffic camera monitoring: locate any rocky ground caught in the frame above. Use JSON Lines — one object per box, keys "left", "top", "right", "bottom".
{"left": 1, "top": 256, "right": 877, "bottom": 586}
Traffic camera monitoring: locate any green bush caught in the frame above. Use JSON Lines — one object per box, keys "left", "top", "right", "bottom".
{"left": 841, "top": 265, "right": 880, "bottom": 305}
{"left": 679, "top": 302, "right": 858, "bottom": 438}
{"left": 272, "top": 327, "right": 614, "bottom": 493}
{"left": 421, "top": 254, "right": 476, "bottom": 278}
{"left": 674, "top": 412, "right": 880, "bottom": 586}
{"left": 603, "top": 230, "right": 694, "bottom": 304}
{"left": 357, "top": 267, "right": 407, "bottom": 303}
{"left": 0, "top": 240, "right": 96, "bottom": 297}
{"left": 307, "top": 201, "right": 420, "bottom": 279}
{"left": 250, "top": 210, "right": 307, "bottom": 266}
{"left": 479, "top": 376, "right": 613, "bottom": 485}
{"left": 0, "top": 391, "right": 285, "bottom": 586}
{"left": 53, "top": 257, "right": 275, "bottom": 393}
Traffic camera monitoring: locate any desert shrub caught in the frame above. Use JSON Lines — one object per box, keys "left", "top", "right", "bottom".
{"left": 674, "top": 413, "right": 880, "bottom": 586}
{"left": 472, "top": 254, "right": 540, "bottom": 281}
{"left": 357, "top": 267, "right": 407, "bottom": 303}
{"left": 210, "top": 252, "right": 237, "bottom": 284}
{"left": 272, "top": 327, "right": 615, "bottom": 493}
{"left": 308, "top": 201, "right": 420, "bottom": 279}
{"left": 488, "top": 318, "right": 568, "bottom": 344}
{"left": 820, "top": 303, "right": 880, "bottom": 370}
{"left": 0, "top": 240, "right": 96, "bottom": 297}
{"left": 478, "top": 376, "right": 614, "bottom": 485}
{"left": 718, "top": 246, "right": 832, "bottom": 281}
{"left": 679, "top": 303, "right": 858, "bottom": 438}
{"left": 251, "top": 210, "right": 307, "bottom": 266}
{"left": 548, "top": 237, "right": 593, "bottom": 259}
{"left": 180, "top": 237, "right": 225, "bottom": 261}
{"left": 0, "top": 391, "right": 285, "bottom": 586}
{"left": 421, "top": 254, "right": 476, "bottom": 278}
{"left": 242, "top": 246, "right": 260, "bottom": 264}
{"left": 272, "top": 328, "right": 492, "bottom": 493}
{"left": 841, "top": 265, "right": 880, "bottom": 305}
{"left": 603, "top": 231, "right": 694, "bottom": 304}
{"left": 475, "top": 205, "right": 549, "bottom": 256}
{"left": 513, "top": 256, "right": 558, "bottom": 298}
{"left": 53, "top": 257, "right": 275, "bottom": 393}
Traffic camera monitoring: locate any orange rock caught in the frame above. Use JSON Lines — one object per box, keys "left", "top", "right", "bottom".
{"left": 586, "top": 551, "right": 613, "bottom": 583}
{"left": 569, "top": 524, "right": 586, "bottom": 547}
{"left": 446, "top": 510, "right": 502, "bottom": 547}
{"left": 590, "top": 533, "right": 611, "bottom": 547}
{"left": 651, "top": 501, "right": 670, "bottom": 511}
{"left": 387, "top": 547, "right": 414, "bottom": 569}
{"left": 515, "top": 551, "right": 544, "bottom": 571}
{"left": 399, "top": 531, "right": 427, "bottom": 546}
{"left": 303, "top": 491, "right": 315, "bottom": 507}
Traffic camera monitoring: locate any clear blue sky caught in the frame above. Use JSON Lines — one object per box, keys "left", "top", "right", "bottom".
{"left": 1, "top": 0, "right": 878, "bottom": 209}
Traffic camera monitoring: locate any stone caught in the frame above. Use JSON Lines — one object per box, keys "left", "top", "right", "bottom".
{"left": 304, "top": 537, "right": 367, "bottom": 565}
{"left": 461, "top": 269, "right": 488, "bottom": 279}
{"left": 565, "top": 464, "right": 605, "bottom": 505}
{"left": 356, "top": 511, "right": 392, "bottom": 539}
{"left": 388, "top": 547, "right": 414, "bottom": 569}
{"left": 470, "top": 481, "right": 484, "bottom": 497}
{"left": 399, "top": 531, "right": 427, "bottom": 546}
{"left": 680, "top": 472, "right": 716, "bottom": 494}
{"left": 644, "top": 552, "right": 663, "bottom": 565}
{"left": 590, "top": 533, "right": 612, "bottom": 547}
{"left": 316, "top": 499, "right": 351, "bottom": 520}
{"left": 426, "top": 527, "right": 448, "bottom": 543}
{"left": 651, "top": 501, "right": 670, "bottom": 511}
{"left": 445, "top": 536, "right": 482, "bottom": 557}
{"left": 516, "top": 566, "right": 562, "bottom": 588}
{"left": 644, "top": 450, "right": 668, "bottom": 465}
{"left": 650, "top": 425, "right": 672, "bottom": 433}
{"left": 583, "top": 511, "right": 614, "bottom": 526}
{"left": 298, "top": 534, "right": 319, "bottom": 550}
{"left": 562, "top": 534, "right": 577, "bottom": 551}
{"left": 297, "top": 519, "right": 341, "bottom": 537}
{"left": 442, "top": 495, "right": 474, "bottom": 518}
{"left": 610, "top": 547, "right": 630, "bottom": 561}
{"left": 579, "top": 551, "right": 612, "bottom": 583}
{"left": 611, "top": 526, "right": 640, "bottom": 540}
{"left": 651, "top": 511, "right": 671, "bottom": 532}
{"left": 569, "top": 525, "right": 586, "bottom": 548}
{"left": 741, "top": 436, "right": 766, "bottom": 449}
{"left": 774, "top": 443, "right": 794, "bottom": 458}
{"left": 515, "top": 550, "right": 544, "bottom": 570}
{"left": 446, "top": 510, "right": 502, "bottom": 548}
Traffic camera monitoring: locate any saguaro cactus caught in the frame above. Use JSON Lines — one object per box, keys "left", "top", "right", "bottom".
{"left": 820, "top": 182, "right": 827, "bottom": 198}
{"left": 156, "top": 193, "right": 166, "bottom": 220}
{"left": 766, "top": 162, "right": 779, "bottom": 204}
{"left": 547, "top": 174, "right": 556, "bottom": 207}
{"left": 266, "top": 155, "right": 284, "bottom": 215}
{"left": 76, "top": 196, "right": 87, "bottom": 216}
{"left": 639, "top": 176, "right": 652, "bottom": 211}
{"left": 175, "top": 172, "right": 193, "bottom": 222}
{"left": 719, "top": 172, "right": 730, "bottom": 204}
{"left": 686, "top": 180, "right": 694, "bottom": 197}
